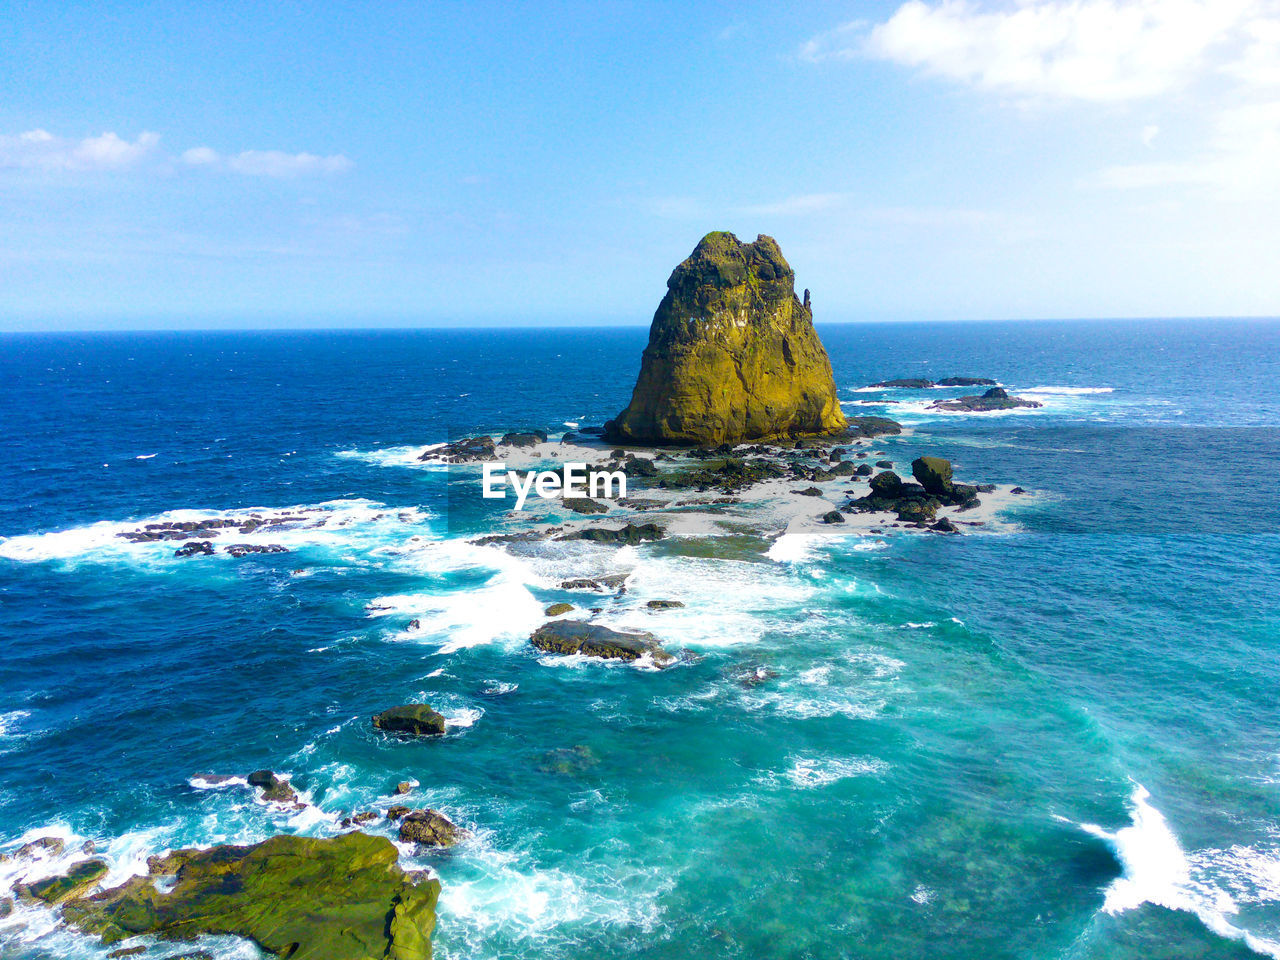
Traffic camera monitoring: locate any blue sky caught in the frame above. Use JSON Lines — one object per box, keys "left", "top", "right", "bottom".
{"left": 3, "top": 0, "right": 1279, "bottom": 329}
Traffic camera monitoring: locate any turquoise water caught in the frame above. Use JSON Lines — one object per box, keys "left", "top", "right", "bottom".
{"left": 0, "top": 320, "right": 1278, "bottom": 958}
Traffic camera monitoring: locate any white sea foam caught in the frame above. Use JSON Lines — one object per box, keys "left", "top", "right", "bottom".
{"left": 766, "top": 533, "right": 826, "bottom": 563}
{"left": 134, "top": 453, "right": 157, "bottom": 460}
{"left": 757, "top": 754, "right": 887, "bottom": 789}
{"left": 1081, "top": 784, "right": 1280, "bottom": 958}
{"left": 1020, "top": 385, "right": 1115, "bottom": 395}
{"left": 0, "top": 499, "right": 433, "bottom": 567}
{"left": 334, "top": 443, "right": 448, "bottom": 469}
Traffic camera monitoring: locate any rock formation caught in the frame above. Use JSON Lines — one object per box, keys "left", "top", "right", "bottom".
{"left": 606, "top": 232, "right": 846, "bottom": 445}
{"left": 58, "top": 833, "right": 439, "bottom": 960}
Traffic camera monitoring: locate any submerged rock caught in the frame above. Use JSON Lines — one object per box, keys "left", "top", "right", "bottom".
{"left": 545, "top": 602, "right": 574, "bottom": 616}
{"left": 531, "top": 620, "right": 673, "bottom": 665}
{"left": 646, "top": 599, "right": 684, "bottom": 610}
{"left": 61, "top": 832, "right": 438, "bottom": 960}
{"left": 606, "top": 232, "right": 846, "bottom": 445}
{"left": 373, "top": 704, "right": 447, "bottom": 737}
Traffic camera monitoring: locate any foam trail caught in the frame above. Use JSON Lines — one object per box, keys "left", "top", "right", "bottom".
{"left": 1081, "top": 784, "right": 1280, "bottom": 958}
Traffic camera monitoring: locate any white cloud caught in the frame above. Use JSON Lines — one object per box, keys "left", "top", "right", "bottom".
{"left": 805, "top": 0, "right": 1275, "bottom": 103}
{"left": 0, "top": 129, "right": 352, "bottom": 179}
{"left": 1142, "top": 124, "right": 1160, "bottom": 145}
{"left": 0, "top": 129, "right": 160, "bottom": 170}
{"left": 1100, "top": 100, "right": 1280, "bottom": 192}
{"left": 224, "top": 150, "right": 353, "bottom": 177}
{"left": 737, "top": 193, "right": 855, "bottom": 216}
{"left": 181, "top": 146, "right": 220, "bottom": 166}
{"left": 181, "top": 145, "right": 352, "bottom": 177}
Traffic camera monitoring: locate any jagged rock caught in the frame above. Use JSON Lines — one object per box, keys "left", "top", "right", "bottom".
{"left": 398, "top": 810, "right": 465, "bottom": 848}
{"left": 1011, "top": 486, "right": 1028, "bottom": 494}
{"left": 387, "top": 806, "right": 411, "bottom": 821}
{"left": 562, "top": 497, "right": 608, "bottom": 514}
{"left": 106, "top": 947, "right": 146, "bottom": 958}
{"left": 394, "top": 781, "right": 413, "bottom": 796}
{"left": 912, "top": 456, "right": 954, "bottom": 495}
{"left": 223, "top": 543, "right": 288, "bottom": 557}
{"left": 557, "top": 523, "right": 663, "bottom": 545}
{"left": 932, "top": 517, "right": 961, "bottom": 533}
{"left": 646, "top": 599, "right": 684, "bottom": 609}
{"left": 821, "top": 510, "right": 846, "bottom": 524}
{"left": 246, "top": 770, "right": 298, "bottom": 805}
{"left": 372, "top": 705, "right": 447, "bottom": 737}
{"left": 929, "top": 387, "right": 1042, "bottom": 412}
{"left": 16, "top": 836, "right": 65, "bottom": 859}
{"left": 545, "top": 602, "right": 574, "bottom": 616}
{"left": 606, "top": 232, "right": 846, "bottom": 444}
{"left": 896, "top": 500, "right": 939, "bottom": 522}
{"left": 420, "top": 436, "right": 495, "bottom": 462}
{"left": 174, "top": 541, "right": 214, "bottom": 558}
{"left": 340, "top": 811, "right": 378, "bottom": 828}
{"left": 843, "top": 416, "right": 902, "bottom": 439}
{"left": 531, "top": 620, "right": 673, "bottom": 664}
{"left": 60, "top": 833, "right": 438, "bottom": 960}
{"left": 794, "top": 487, "right": 823, "bottom": 497}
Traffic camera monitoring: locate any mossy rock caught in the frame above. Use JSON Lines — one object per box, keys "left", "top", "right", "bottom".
{"left": 544, "top": 602, "right": 574, "bottom": 616}
{"left": 373, "top": 704, "right": 447, "bottom": 737}
{"left": 607, "top": 232, "right": 846, "bottom": 445}
{"left": 531, "top": 620, "right": 673, "bottom": 664}
{"left": 869, "top": 471, "right": 903, "bottom": 498}
{"left": 912, "top": 456, "right": 954, "bottom": 494}
{"left": 397, "top": 809, "right": 465, "bottom": 848}
{"left": 61, "top": 833, "right": 439, "bottom": 960}
{"left": 26, "top": 859, "right": 109, "bottom": 904}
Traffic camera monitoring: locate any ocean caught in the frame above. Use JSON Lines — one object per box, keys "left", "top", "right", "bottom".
{"left": 1, "top": 319, "right": 1278, "bottom": 959}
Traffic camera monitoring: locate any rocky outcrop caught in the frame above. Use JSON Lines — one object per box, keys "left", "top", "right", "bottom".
{"left": 247, "top": 770, "right": 300, "bottom": 805}
{"left": 373, "top": 704, "right": 447, "bottom": 737}
{"left": 847, "top": 457, "right": 984, "bottom": 528}
{"left": 606, "top": 232, "right": 846, "bottom": 445}
{"left": 531, "top": 620, "right": 673, "bottom": 664}
{"left": 60, "top": 833, "right": 438, "bottom": 960}
{"left": 929, "top": 387, "right": 1042, "bottom": 412}
{"left": 911, "top": 456, "right": 953, "bottom": 495}
{"left": 556, "top": 523, "right": 663, "bottom": 546}
{"left": 23, "top": 859, "right": 109, "bottom": 905}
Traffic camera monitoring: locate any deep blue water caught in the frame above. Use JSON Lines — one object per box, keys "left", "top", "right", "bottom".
{"left": 1, "top": 320, "right": 1278, "bottom": 959}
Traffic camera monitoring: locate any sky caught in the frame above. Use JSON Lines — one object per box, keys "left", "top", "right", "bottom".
{"left": 2, "top": 0, "right": 1280, "bottom": 329}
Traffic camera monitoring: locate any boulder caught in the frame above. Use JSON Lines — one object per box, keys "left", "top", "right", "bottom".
{"left": 16, "top": 836, "right": 65, "bottom": 859}
{"left": 420, "top": 436, "right": 495, "bottom": 462}
{"left": 869, "top": 471, "right": 904, "bottom": 498}
{"left": 646, "top": 599, "right": 684, "bottom": 610}
{"left": 372, "top": 705, "right": 447, "bottom": 737}
{"left": 874, "top": 460, "right": 893, "bottom": 468}
{"left": 60, "top": 833, "right": 438, "bottom": 960}
{"left": 544, "top": 602, "right": 574, "bottom": 616}
{"left": 174, "top": 541, "right": 214, "bottom": 558}
{"left": 855, "top": 463, "right": 873, "bottom": 476}
{"left": 606, "top": 232, "right": 846, "bottom": 444}
{"left": 531, "top": 620, "right": 673, "bottom": 665}
{"left": 821, "top": 510, "right": 846, "bottom": 524}
{"left": 397, "top": 809, "right": 464, "bottom": 848}
{"left": 932, "top": 517, "right": 961, "bottom": 533}
{"left": 911, "top": 456, "right": 954, "bottom": 495}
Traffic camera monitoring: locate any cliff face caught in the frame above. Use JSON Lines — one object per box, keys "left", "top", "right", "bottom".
{"left": 606, "top": 232, "right": 846, "bottom": 445}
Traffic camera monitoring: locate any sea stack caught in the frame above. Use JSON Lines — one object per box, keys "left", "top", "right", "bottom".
{"left": 606, "top": 232, "right": 846, "bottom": 445}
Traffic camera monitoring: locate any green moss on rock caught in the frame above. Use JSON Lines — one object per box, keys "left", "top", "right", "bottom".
{"left": 607, "top": 232, "right": 846, "bottom": 445}
{"left": 62, "top": 833, "right": 438, "bottom": 960}
{"left": 26, "top": 859, "right": 109, "bottom": 904}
